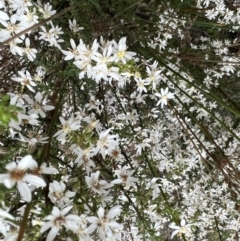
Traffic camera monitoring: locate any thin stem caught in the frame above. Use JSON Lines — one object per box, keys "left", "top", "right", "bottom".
{"left": 134, "top": 44, "right": 240, "bottom": 119}
{"left": 17, "top": 203, "right": 32, "bottom": 241}
{"left": 169, "top": 102, "right": 212, "bottom": 173}
{"left": 113, "top": 0, "right": 144, "bottom": 19}
{"left": 214, "top": 216, "right": 223, "bottom": 241}
{"left": 0, "top": 3, "right": 78, "bottom": 48}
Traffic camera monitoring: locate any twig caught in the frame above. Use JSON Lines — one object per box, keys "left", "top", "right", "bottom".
{"left": 0, "top": 3, "right": 78, "bottom": 48}
{"left": 17, "top": 203, "right": 32, "bottom": 241}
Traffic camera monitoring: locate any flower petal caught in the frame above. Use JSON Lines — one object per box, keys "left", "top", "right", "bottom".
{"left": 97, "top": 207, "right": 104, "bottom": 219}
{"left": 5, "top": 162, "right": 17, "bottom": 171}
{"left": 171, "top": 229, "right": 180, "bottom": 239}
{"left": 17, "top": 181, "right": 31, "bottom": 202}
{"left": 40, "top": 222, "right": 52, "bottom": 233}
{"left": 3, "top": 177, "right": 16, "bottom": 189}
{"left": 46, "top": 226, "right": 60, "bottom": 241}
{"left": 61, "top": 206, "right": 72, "bottom": 216}
{"left": 180, "top": 219, "right": 186, "bottom": 227}
{"left": 18, "top": 155, "right": 36, "bottom": 170}
{"left": 24, "top": 174, "right": 46, "bottom": 187}
{"left": 52, "top": 207, "right": 60, "bottom": 217}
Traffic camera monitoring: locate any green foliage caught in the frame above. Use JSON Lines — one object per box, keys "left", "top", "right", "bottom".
{"left": 0, "top": 95, "right": 21, "bottom": 126}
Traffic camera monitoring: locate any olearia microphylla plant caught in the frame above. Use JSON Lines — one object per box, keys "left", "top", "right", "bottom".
{"left": 2, "top": 0, "right": 240, "bottom": 240}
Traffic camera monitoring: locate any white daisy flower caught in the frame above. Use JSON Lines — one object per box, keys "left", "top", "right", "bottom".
{"left": 40, "top": 206, "right": 80, "bottom": 241}
{"left": 0, "top": 155, "right": 46, "bottom": 202}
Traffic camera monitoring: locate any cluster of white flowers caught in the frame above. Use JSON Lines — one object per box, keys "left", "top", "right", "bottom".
{"left": 62, "top": 37, "right": 174, "bottom": 102}
{"left": 1, "top": 0, "right": 240, "bottom": 241}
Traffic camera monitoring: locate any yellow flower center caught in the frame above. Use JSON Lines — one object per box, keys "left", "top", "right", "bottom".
{"left": 117, "top": 51, "right": 125, "bottom": 58}
{"left": 62, "top": 124, "right": 71, "bottom": 133}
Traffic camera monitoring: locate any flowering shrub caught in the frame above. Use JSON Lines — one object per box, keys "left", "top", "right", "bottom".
{"left": 1, "top": 0, "right": 240, "bottom": 240}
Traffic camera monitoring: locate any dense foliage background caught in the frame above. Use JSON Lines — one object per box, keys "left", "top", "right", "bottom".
{"left": 1, "top": 0, "right": 240, "bottom": 240}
